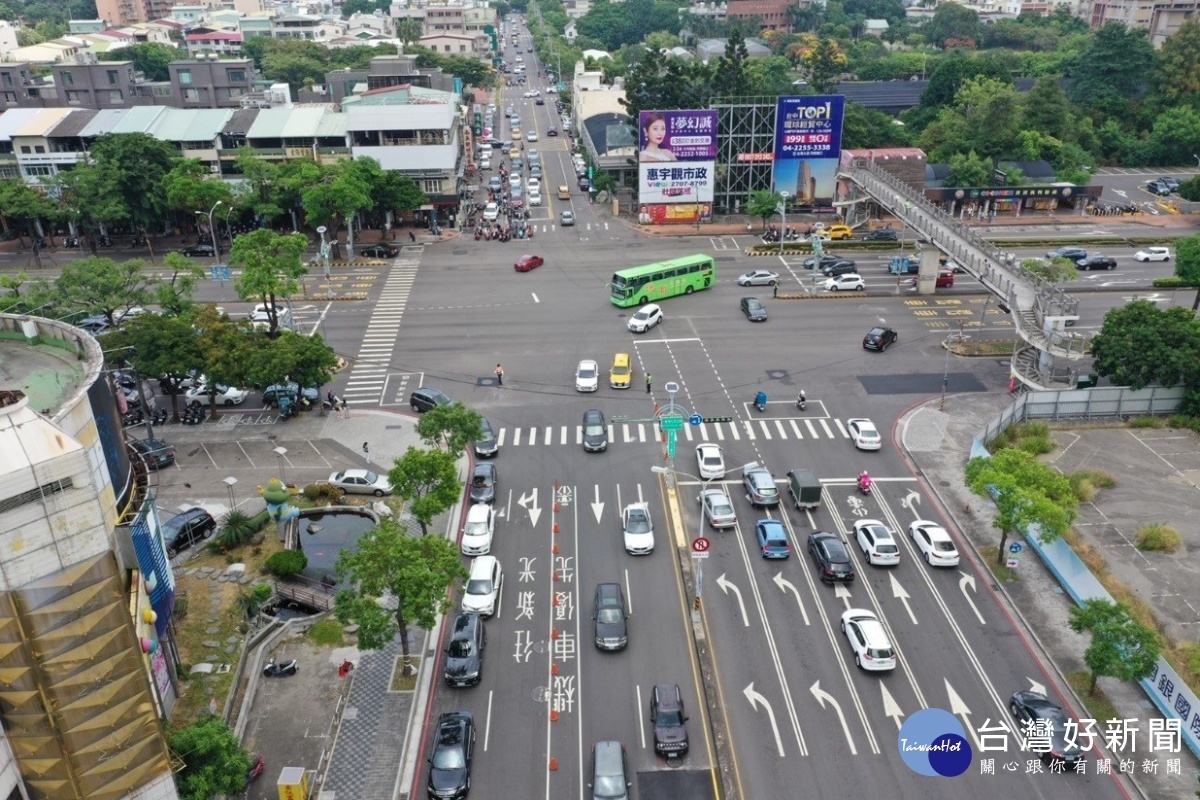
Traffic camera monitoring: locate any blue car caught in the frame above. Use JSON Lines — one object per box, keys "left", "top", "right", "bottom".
{"left": 755, "top": 519, "right": 790, "bottom": 559}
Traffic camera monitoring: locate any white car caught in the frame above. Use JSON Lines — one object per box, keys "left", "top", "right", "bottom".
{"left": 462, "top": 556, "right": 502, "bottom": 617}
{"left": 847, "top": 418, "right": 882, "bottom": 451}
{"left": 526, "top": 131, "right": 538, "bottom": 142}
{"left": 1134, "top": 247, "right": 1170, "bottom": 262}
{"left": 854, "top": 519, "right": 900, "bottom": 566}
{"left": 737, "top": 270, "right": 779, "bottom": 287}
{"left": 508, "top": 175, "right": 521, "bottom": 189}
{"left": 529, "top": 191, "right": 543, "bottom": 206}
{"left": 627, "top": 303, "right": 663, "bottom": 333}
{"left": 695, "top": 443, "right": 725, "bottom": 480}
{"left": 527, "top": 177, "right": 540, "bottom": 192}
{"left": 824, "top": 274, "right": 865, "bottom": 292}
{"left": 483, "top": 202, "right": 500, "bottom": 222}
{"left": 840, "top": 608, "right": 897, "bottom": 672}
{"left": 622, "top": 503, "right": 655, "bottom": 555}
{"left": 479, "top": 159, "right": 491, "bottom": 171}
{"left": 327, "top": 469, "right": 392, "bottom": 497}
{"left": 460, "top": 503, "right": 497, "bottom": 555}
{"left": 184, "top": 384, "right": 248, "bottom": 406}
{"left": 575, "top": 359, "right": 599, "bottom": 392}
{"left": 908, "top": 520, "right": 960, "bottom": 566}
{"left": 250, "top": 302, "right": 286, "bottom": 322}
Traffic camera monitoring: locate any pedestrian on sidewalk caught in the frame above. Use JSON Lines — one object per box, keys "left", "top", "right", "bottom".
{"left": 326, "top": 390, "right": 336, "bottom": 412}
{"left": 646, "top": 374, "right": 653, "bottom": 394}
{"left": 363, "top": 442, "right": 371, "bottom": 465}
{"left": 340, "top": 398, "right": 350, "bottom": 418}
{"left": 495, "top": 364, "right": 504, "bottom": 386}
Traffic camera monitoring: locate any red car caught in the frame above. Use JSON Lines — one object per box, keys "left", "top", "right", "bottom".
{"left": 514, "top": 254, "right": 544, "bottom": 272}
{"left": 936, "top": 269, "right": 954, "bottom": 288}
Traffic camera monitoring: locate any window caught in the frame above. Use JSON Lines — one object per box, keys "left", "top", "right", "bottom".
{"left": 1, "top": 73, "right": 12, "bottom": 87}
{"left": 65, "top": 90, "right": 84, "bottom": 105}
{"left": 106, "top": 69, "right": 119, "bottom": 85}
{"left": 178, "top": 69, "right": 192, "bottom": 84}
{"left": 422, "top": 179, "right": 442, "bottom": 194}
{"left": 19, "top": 145, "right": 29, "bottom": 153}
{"left": 182, "top": 88, "right": 200, "bottom": 102}
{"left": 23, "top": 165, "right": 54, "bottom": 177}
{"left": 107, "top": 90, "right": 122, "bottom": 103}
{"left": 62, "top": 71, "right": 74, "bottom": 86}
{"left": 227, "top": 69, "right": 246, "bottom": 83}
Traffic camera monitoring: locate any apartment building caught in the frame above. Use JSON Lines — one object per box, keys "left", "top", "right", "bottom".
{"left": 1082, "top": 0, "right": 1198, "bottom": 46}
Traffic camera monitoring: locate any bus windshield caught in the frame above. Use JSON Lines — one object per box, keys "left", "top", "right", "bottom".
{"left": 609, "top": 255, "right": 715, "bottom": 307}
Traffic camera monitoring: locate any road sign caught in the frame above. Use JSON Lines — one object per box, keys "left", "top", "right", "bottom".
{"left": 689, "top": 413, "right": 703, "bottom": 427}
{"left": 1008, "top": 542, "right": 1023, "bottom": 554}
{"left": 1006, "top": 558, "right": 1020, "bottom": 569}
{"left": 692, "top": 537, "right": 711, "bottom": 558}
{"left": 666, "top": 433, "right": 676, "bottom": 459}
{"left": 659, "top": 415, "right": 684, "bottom": 432}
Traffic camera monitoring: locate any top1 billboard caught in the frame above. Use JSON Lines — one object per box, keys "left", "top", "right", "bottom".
{"left": 639, "top": 110, "right": 718, "bottom": 163}
{"left": 773, "top": 96, "right": 845, "bottom": 160}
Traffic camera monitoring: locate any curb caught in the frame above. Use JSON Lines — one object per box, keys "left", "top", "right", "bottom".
{"left": 776, "top": 291, "right": 863, "bottom": 300}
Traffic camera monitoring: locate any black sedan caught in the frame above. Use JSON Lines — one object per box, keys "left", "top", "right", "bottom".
{"left": 740, "top": 297, "right": 767, "bottom": 322}
{"left": 863, "top": 326, "right": 898, "bottom": 352}
{"left": 180, "top": 243, "right": 216, "bottom": 258}
{"left": 360, "top": 244, "right": 398, "bottom": 258}
{"left": 862, "top": 229, "right": 899, "bottom": 241}
{"left": 427, "top": 712, "right": 475, "bottom": 799}
{"left": 130, "top": 438, "right": 176, "bottom": 470}
{"left": 808, "top": 531, "right": 855, "bottom": 583}
{"left": 1009, "top": 691, "right": 1083, "bottom": 765}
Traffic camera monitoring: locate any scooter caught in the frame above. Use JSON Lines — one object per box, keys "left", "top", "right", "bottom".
{"left": 526, "top": 225, "right": 534, "bottom": 240}
{"left": 262, "top": 657, "right": 298, "bottom": 677}
{"left": 796, "top": 392, "right": 807, "bottom": 411}
{"left": 857, "top": 475, "right": 873, "bottom": 495}
{"left": 475, "top": 227, "right": 482, "bottom": 241}
{"left": 754, "top": 391, "right": 767, "bottom": 413}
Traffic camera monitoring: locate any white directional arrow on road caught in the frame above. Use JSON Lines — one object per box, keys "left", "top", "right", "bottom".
{"left": 901, "top": 489, "right": 922, "bottom": 511}
{"left": 810, "top": 681, "right": 857, "bottom": 755}
{"left": 880, "top": 683, "right": 905, "bottom": 730}
{"left": 834, "top": 583, "right": 853, "bottom": 610}
{"left": 958, "top": 572, "right": 987, "bottom": 625}
{"left": 517, "top": 488, "right": 541, "bottom": 528}
{"left": 1027, "top": 677, "right": 1047, "bottom": 696}
{"left": 590, "top": 485, "right": 605, "bottom": 525}
{"left": 772, "top": 572, "right": 810, "bottom": 625}
{"left": 717, "top": 574, "right": 749, "bottom": 627}
{"left": 743, "top": 683, "right": 784, "bottom": 757}
{"left": 945, "top": 680, "right": 983, "bottom": 750}
{"left": 889, "top": 572, "right": 918, "bottom": 625}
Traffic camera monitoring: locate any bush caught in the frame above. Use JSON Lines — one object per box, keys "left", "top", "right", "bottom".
{"left": 1015, "top": 437, "right": 1055, "bottom": 455}
{"left": 216, "top": 509, "right": 256, "bottom": 549}
{"left": 1129, "top": 416, "right": 1165, "bottom": 428}
{"left": 265, "top": 549, "right": 307, "bottom": 577}
{"left": 1069, "top": 469, "right": 1118, "bottom": 502}
{"left": 308, "top": 617, "right": 345, "bottom": 646}
{"left": 302, "top": 482, "right": 343, "bottom": 504}
{"left": 1135, "top": 523, "right": 1181, "bottom": 553}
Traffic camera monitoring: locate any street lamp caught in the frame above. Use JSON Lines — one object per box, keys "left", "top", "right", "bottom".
{"left": 223, "top": 476, "right": 238, "bottom": 509}
{"left": 273, "top": 446, "right": 288, "bottom": 486}
{"left": 777, "top": 191, "right": 790, "bottom": 255}
{"left": 196, "top": 200, "right": 224, "bottom": 263}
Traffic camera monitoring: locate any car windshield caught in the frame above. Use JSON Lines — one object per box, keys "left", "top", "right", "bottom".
{"left": 579, "top": 366, "right": 596, "bottom": 378}
{"left": 464, "top": 520, "right": 488, "bottom": 536}
{"left": 625, "top": 510, "right": 650, "bottom": 533}
{"left": 473, "top": 474, "right": 490, "bottom": 488}
{"left": 448, "top": 640, "right": 475, "bottom": 658}
{"left": 585, "top": 422, "right": 604, "bottom": 436}
{"left": 633, "top": 310, "right": 649, "bottom": 320}
{"left": 612, "top": 365, "right": 630, "bottom": 376}
{"left": 466, "top": 578, "right": 492, "bottom": 595}
{"left": 432, "top": 745, "right": 465, "bottom": 769}
{"left": 658, "top": 709, "right": 684, "bottom": 727}
{"left": 712, "top": 502, "right": 733, "bottom": 517}
{"left": 597, "top": 607, "right": 623, "bottom": 624}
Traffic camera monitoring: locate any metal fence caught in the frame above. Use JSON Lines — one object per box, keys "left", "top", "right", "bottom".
{"left": 973, "top": 385, "right": 1187, "bottom": 449}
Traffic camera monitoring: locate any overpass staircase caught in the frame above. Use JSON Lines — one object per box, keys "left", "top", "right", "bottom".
{"left": 837, "top": 160, "right": 1092, "bottom": 390}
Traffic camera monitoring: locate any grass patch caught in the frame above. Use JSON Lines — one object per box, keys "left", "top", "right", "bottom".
{"left": 1128, "top": 416, "right": 1166, "bottom": 429}
{"left": 308, "top": 618, "right": 346, "bottom": 647}
{"left": 1134, "top": 523, "right": 1181, "bottom": 553}
{"left": 950, "top": 338, "right": 1018, "bottom": 357}
{"left": 987, "top": 421, "right": 1056, "bottom": 456}
{"left": 1069, "top": 470, "right": 1118, "bottom": 503}
{"left": 1066, "top": 670, "right": 1120, "bottom": 722}
{"left": 979, "top": 546, "right": 1020, "bottom": 583}
{"left": 390, "top": 655, "right": 421, "bottom": 691}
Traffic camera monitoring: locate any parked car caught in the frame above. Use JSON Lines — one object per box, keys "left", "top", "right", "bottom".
{"left": 327, "top": 469, "right": 392, "bottom": 496}
{"left": 593, "top": 582, "right": 628, "bottom": 650}
{"left": 461, "top": 503, "right": 496, "bottom": 557}
{"left": 862, "top": 229, "right": 898, "bottom": 241}
{"left": 161, "top": 507, "right": 216, "bottom": 557}
{"left": 1146, "top": 180, "right": 1173, "bottom": 196}
{"left": 444, "top": 614, "right": 486, "bottom": 687}
{"left": 129, "top": 438, "right": 176, "bottom": 470}
{"left": 360, "top": 244, "right": 399, "bottom": 258}
{"left": 474, "top": 417, "right": 499, "bottom": 458}
{"left": 462, "top": 556, "right": 502, "bottom": 616}
{"left": 427, "top": 711, "right": 475, "bottom": 798}
{"left": 649, "top": 684, "right": 690, "bottom": 757}
{"left": 469, "top": 463, "right": 497, "bottom": 504}
{"left": 410, "top": 387, "right": 453, "bottom": 413}
{"left": 261, "top": 382, "right": 319, "bottom": 408}
{"left": 184, "top": 383, "right": 248, "bottom": 406}
{"left": 180, "top": 243, "right": 216, "bottom": 258}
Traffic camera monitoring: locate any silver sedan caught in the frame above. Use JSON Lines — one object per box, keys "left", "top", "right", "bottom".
{"left": 737, "top": 270, "right": 780, "bottom": 287}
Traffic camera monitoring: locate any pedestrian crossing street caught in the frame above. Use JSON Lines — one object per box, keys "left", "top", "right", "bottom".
{"left": 342, "top": 248, "right": 421, "bottom": 406}
{"left": 493, "top": 416, "right": 852, "bottom": 448}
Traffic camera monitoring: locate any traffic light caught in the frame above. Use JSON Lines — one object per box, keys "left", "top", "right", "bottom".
{"left": 702, "top": 416, "right": 733, "bottom": 424}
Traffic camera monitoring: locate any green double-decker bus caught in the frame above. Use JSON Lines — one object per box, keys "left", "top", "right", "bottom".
{"left": 609, "top": 254, "right": 716, "bottom": 307}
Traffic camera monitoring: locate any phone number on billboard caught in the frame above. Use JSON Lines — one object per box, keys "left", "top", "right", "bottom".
{"left": 782, "top": 134, "right": 833, "bottom": 144}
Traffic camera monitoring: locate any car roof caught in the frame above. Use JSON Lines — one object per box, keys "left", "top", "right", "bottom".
{"left": 702, "top": 488, "right": 730, "bottom": 500}
{"left": 473, "top": 462, "right": 495, "bottom": 476}
{"left": 596, "top": 582, "right": 623, "bottom": 603}
{"left": 583, "top": 408, "right": 603, "bottom": 422}
{"left": 470, "top": 555, "right": 497, "bottom": 575}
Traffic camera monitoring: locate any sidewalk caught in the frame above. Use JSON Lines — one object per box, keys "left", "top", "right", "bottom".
{"left": 896, "top": 393, "right": 1193, "bottom": 799}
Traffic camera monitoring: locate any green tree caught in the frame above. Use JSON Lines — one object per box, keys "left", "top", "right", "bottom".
{"left": 1065, "top": 22, "right": 1154, "bottom": 115}
{"left": 168, "top": 714, "right": 251, "bottom": 800}
{"left": 745, "top": 189, "right": 785, "bottom": 229}
{"left": 387, "top": 447, "right": 461, "bottom": 535}
{"left": 395, "top": 18, "right": 423, "bottom": 45}
{"left": 0, "top": 177, "right": 56, "bottom": 243}
{"left": 744, "top": 56, "right": 801, "bottom": 97}
{"left": 801, "top": 37, "right": 846, "bottom": 94}
{"left": 1020, "top": 75, "right": 1073, "bottom": 141}
{"left": 53, "top": 257, "right": 157, "bottom": 325}
{"left": 53, "top": 160, "right": 129, "bottom": 253}
{"left": 842, "top": 102, "right": 911, "bottom": 149}
{"left": 945, "top": 150, "right": 991, "bottom": 187}
{"left": 334, "top": 519, "right": 467, "bottom": 662}
{"left": 99, "top": 42, "right": 181, "bottom": 82}
{"left": 1090, "top": 299, "right": 1200, "bottom": 386}
{"left": 1142, "top": 107, "right": 1200, "bottom": 167}
{"left": 1179, "top": 176, "right": 1200, "bottom": 203}
{"left": 1150, "top": 18, "right": 1200, "bottom": 111}
{"left": 924, "top": 2, "right": 982, "bottom": 48}
{"left": 919, "top": 77, "right": 1022, "bottom": 162}
{"left": 230, "top": 229, "right": 309, "bottom": 335}
{"left": 243, "top": 330, "right": 341, "bottom": 398}
{"left": 107, "top": 311, "right": 207, "bottom": 419}
{"left": 964, "top": 447, "right": 1078, "bottom": 564}
{"left": 917, "top": 49, "right": 1012, "bottom": 110}
{"left": 1067, "top": 598, "right": 1160, "bottom": 695}
{"left": 163, "top": 159, "right": 236, "bottom": 222}
{"left": 711, "top": 27, "right": 752, "bottom": 99}
{"left": 299, "top": 160, "right": 373, "bottom": 255}
{"left": 1020, "top": 257, "right": 1078, "bottom": 285}
{"left": 416, "top": 402, "right": 484, "bottom": 457}
{"left": 155, "top": 252, "right": 206, "bottom": 316}
{"left": 87, "top": 133, "right": 180, "bottom": 235}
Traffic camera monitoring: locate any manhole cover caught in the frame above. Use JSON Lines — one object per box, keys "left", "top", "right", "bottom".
{"left": 532, "top": 686, "right": 549, "bottom": 702}
{"left": 764, "top": 369, "right": 790, "bottom": 381}
{"left": 476, "top": 376, "right": 500, "bottom": 387}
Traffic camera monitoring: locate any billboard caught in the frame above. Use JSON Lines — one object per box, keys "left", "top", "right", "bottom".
{"left": 771, "top": 96, "right": 845, "bottom": 206}
{"left": 129, "top": 497, "right": 176, "bottom": 639}
{"left": 638, "top": 110, "right": 717, "bottom": 204}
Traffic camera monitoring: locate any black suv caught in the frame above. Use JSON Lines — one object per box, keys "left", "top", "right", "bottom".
{"left": 130, "top": 438, "right": 176, "bottom": 470}
{"left": 470, "top": 463, "right": 497, "bottom": 504}
{"left": 1075, "top": 256, "right": 1116, "bottom": 271}
{"left": 162, "top": 508, "right": 216, "bottom": 557}
{"left": 803, "top": 254, "right": 842, "bottom": 270}
{"left": 592, "top": 583, "right": 628, "bottom": 650}
{"left": 820, "top": 260, "right": 858, "bottom": 277}
{"left": 649, "top": 684, "right": 690, "bottom": 757}
{"left": 808, "top": 531, "right": 855, "bottom": 584}
{"left": 862, "top": 229, "right": 898, "bottom": 241}
{"left": 427, "top": 712, "right": 474, "bottom": 799}
{"left": 411, "top": 387, "right": 453, "bottom": 413}
{"left": 444, "top": 614, "right": 486, "bottom": 688}
{"left": 360, "top": 244, "right": 399, "bottom": 258}
{"left": 862, "top": 326, "right": 898, "bottom": 352}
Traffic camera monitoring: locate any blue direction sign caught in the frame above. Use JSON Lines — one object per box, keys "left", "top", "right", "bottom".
{"left": 1008, "top": 542, "right": 1023, "bottom": 554}
{"left": 689, "top": 413, "right": 702, "bottom": 427}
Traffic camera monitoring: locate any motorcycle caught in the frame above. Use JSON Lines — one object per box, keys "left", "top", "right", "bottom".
{"left": 754, "top": 391, "right": 767, "bottom": 413}
{"left": 857, "top": 474, "right": 873, "bottom": 495}
{"left": 151, "top": 407, "right": 168, "bottom": 426}
{"left": 796, "top": 392, "right": 807, "bottom": 411}
{"left": 526, "top": 225, "right": 534, "bottom": 240}
{"left": 262, "top": 657, "right": 298, "bottom": 677}
{"left": 517, "top": 226, "right": 525, "bottom": 239}
{"left": 475, "top": 227, "right": 482, "bottom": 240}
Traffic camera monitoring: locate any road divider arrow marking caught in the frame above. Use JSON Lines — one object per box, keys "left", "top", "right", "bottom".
{"left": 945, "top": 679, "right": 983, "bottom": 751}
{"left": 880, "top": 683, "right": 905, "bottom": 730}
{"left": 590, "top": 484, "right": 604, "bottom": 525}
{"left": 518, "top": 487, "right": 541, "bottom": 528}
{"left": 717, "top": 573, "right": 748, "bottom": 627}
{"left": 834, "top": 583, "right": 853, "bottom": 610}
{"left": 1027, "top": 677, "right": 1047, "bottom": 696}
{"left": 889, "top": 572, "right": 918, "bottom": 626}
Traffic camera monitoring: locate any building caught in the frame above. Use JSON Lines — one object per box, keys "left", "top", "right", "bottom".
{"left": 419, "top": 31, "right": 490, "bottom": 57}
{"left": 184, "top": 29, "right": 245, "bottom": 57}
{"left": 0, "top": 314, "right": 179, "bottom": 800}
{"left": 0, "top": 20, "right": 20, "bottom": 59}
{"left": 1082, "top": 0, "right": 1199, "bottom": 46}
{"left": 315, "top": 54, "right": 456, "bottom": 105}
{"left": 726, "top": 0, "right": 791, "bottom": 31}
{"left": 571, "top": 61, "right": 637, "bottom": 186}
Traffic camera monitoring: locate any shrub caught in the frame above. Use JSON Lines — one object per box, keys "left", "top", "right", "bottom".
{"left": 1129, "top": 416, "right": 1164, "bottom": 429}
{"left": 308, "top": 618, "right": 345, "bottom": 646}
{"left": 1135, "top": 523, "right": 1181, "bottom": 553}
{"left": 302, "top": 482, "right": 343, "bottom": 504}
{"left": 235, "top": 583, "right": 274, "bottom": 619}
{"left": 216, "top": 509, "right": 257, "bottom": 548}
{"left": 265, "top": 549, "right": 307, "bottom": 577}
{"left": 1069, "top": 469, "right": 1118, "bottom": 502}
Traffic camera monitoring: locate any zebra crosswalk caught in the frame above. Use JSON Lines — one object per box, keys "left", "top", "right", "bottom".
{"left": 342, "top": 248, "right": 422, "bottom": 406}
{"left": 493, "top": 417, "right": 851, "bottom": 449}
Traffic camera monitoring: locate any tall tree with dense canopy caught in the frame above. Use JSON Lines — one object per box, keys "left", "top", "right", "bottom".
{"left": 964, "top": 448, "right": 1077, "bottom": 564}
{"left": 168, "top": 714, "right": 252, "bottom": 800}
{"left": 924, "top": 2, "right": 983, "bottom": 48}
{"left": 1089, "top": 299, "right": 1200, "bottom": 388}
{"left": 99, "top": 42, "right": 181, "bottom": 81}
{"left": 52, "top": 257, "right": 157, "bottom": 325}
{"left": 800, "top": 37, "right": 847, "bottom": 95}
{"left": 1068, "top": 599, "right": 1160, "bottom": 695}
{"left": 230, "top": 229, "right": 309, "bottom": 336}
{"left": 1150, "top": 18, "right": 1200, "bottom": 112}
{"left": 711, "top": 27, "right": 752, "bottom": 99}
{"left": 87, "top": 133, "right": 180, "bottom": 235}
{"left": 1064, "top": 23, "right": 1154, "bottom": 116}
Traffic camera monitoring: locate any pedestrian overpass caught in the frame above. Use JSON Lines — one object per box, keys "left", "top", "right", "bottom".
{"left": 837, "top": 159, "right": 1092, "bottom": 391}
